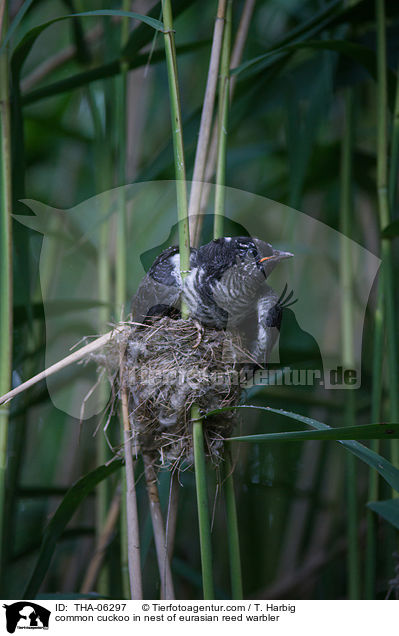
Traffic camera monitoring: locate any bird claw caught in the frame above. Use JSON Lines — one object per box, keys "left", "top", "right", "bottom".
{"left": 277, "top": 283, "right": 298, "bottom": 309}
{"left": 192, "top": 319, "right": 204, "bottom": 349}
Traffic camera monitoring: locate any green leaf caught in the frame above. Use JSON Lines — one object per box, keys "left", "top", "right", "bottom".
{"left": 62, "top": 0, "right": 92, "bottom": 66}
{"left": 22, "top": 40, "right": 209, "bottom": 105}
{"left": 381, "top": 219, "right": 399, "bottom": 239}
{"left": 232, "top": 0, "right": 399, "bottom": 80}
{"left": 10, "top": 10, "right": 164, "bottom": 74}
{"left": 0, "top": 0, "right": 35, "bottom": 53}
{"left": 19, "top": 1, "right": 198, "bottom": 104}
{"left": 232, "top": 0, "right": 399, "bottom": 109}
{"left": 254, "top": 0, "right": 342, "bottom": 54}
{"left": 229, "top": 423, "right": 399, "bottom": 442}
{"left": 367, "top": 499, "right": 399, "bottom": 530}
{"left": 23, "top": 460, "right": 123, "bottom": 599}
{"left": 233, "top": 40, "right": 396, "bottom": 105}
{"left": 206, "top": 405, "right": 399, "bottom": 493}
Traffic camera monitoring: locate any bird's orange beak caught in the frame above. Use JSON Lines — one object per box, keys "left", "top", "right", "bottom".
{"left": 258, "top": 255, "right": 274, "bottom": 263}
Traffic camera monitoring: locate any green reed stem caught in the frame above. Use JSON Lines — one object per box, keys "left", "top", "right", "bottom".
{"left": 340, "top": 88, "right": 360, "bottom": 599}
{"left": 122, "top": 389, "right": 143, "bottom": 599}
{"left": 116, "top": 0, "right": 130, "bottom": 314}
{"left": 162, "top": 0, "right": 214, "bottom": 597}
{"left": 117, "top": 2, "right": 131, "bottom": 599}
{"left": 389, "top": 64, "right": 399, "bottom": 216}
{"left": 223, "top": 450, "right": 243, "bottom": 599}
{"left": 97, "top": 216, "right": 111, "bottom": 596}
{"left": 162, "top": 0, "right": 190, "bottom": 306}
{"left": 0, "top": 2, "right": 12, "bottom": 578}
{"left": 86, "top": 86, "right": 113, "bottom": 595}
{"left": 212, "top": 0, "right": 243, "bottom": 599}
{"left": 192, "top": 405, "right": 215, "bottom": 599}
{"left": 214, "top": 0, "right": 232, "bottom": 238}
{"left": 365, "top": 0, "right": 399, "bottom": 593}
{"left": 376, "top": 0, "right": 399, "bottom": 478}
{"left": 365, "top": 282, "right": 384, "bottom": 598}
{"left": 162, "top": 0, "right": 215, "bottom": 597}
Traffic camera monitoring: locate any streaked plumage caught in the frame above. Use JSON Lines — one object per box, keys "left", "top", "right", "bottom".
{"left": 131, "top": 236, "right": 293, "bottom": 365}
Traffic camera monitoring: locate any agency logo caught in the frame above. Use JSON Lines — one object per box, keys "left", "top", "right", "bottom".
{"left": 2, "top": 603, "right": 50, "bottom": 634}
{"left": 13, "top": 181, "right": 380, "bottom": 413}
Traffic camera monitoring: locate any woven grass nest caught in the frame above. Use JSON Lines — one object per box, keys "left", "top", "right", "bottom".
{"left": 93, "top": 317, "right": 249, "bottom": 467}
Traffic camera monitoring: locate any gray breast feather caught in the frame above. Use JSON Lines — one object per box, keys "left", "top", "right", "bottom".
{"left": 211, "top": 264, "right": 267, "bottom": 326}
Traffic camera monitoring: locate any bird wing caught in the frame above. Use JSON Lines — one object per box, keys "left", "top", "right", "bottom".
{"left": 131, "top": 246, "right": 197, "bottom": 323}
{"left": 131, "top": 275, "right": 182, "bottom": 324}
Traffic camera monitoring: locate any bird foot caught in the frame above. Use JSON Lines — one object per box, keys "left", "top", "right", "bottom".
{"left": 192, "top": 319, "right": 204, "bottom": 349}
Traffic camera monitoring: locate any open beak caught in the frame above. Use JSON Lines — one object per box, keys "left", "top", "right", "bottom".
{"left": 259, "top": 250, "right": 293, "bottom": 264}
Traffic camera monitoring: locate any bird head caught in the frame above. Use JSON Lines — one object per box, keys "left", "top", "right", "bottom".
{"left": 253, "top": 239, "right": 293, "bottom": 278}
{"left": 196, "top": 237, "right": 293, "bottom": 319}
{"left": 197, "top": 236, "right": 293, "bottom": 281}
{"left": 215, "top": 238, "right": 293, "bottom": 285}
{"left": 180, "top": 236, "right": 294, "bottom": 329}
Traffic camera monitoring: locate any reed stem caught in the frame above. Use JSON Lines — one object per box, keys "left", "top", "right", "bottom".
{"left": 142, "top": 453, "right": 175, "bottom": 599}
{"left": 86, "top": 82, "right": 113, "bottom": 595}
{"left": 0, "top": 326, "right": 130, "bottom": 406}
{"left": 192, "top": 405, "right": 215, "bottom": 599}
{"left": 365, "top": 282, "right": 384, "bottom": 598}
{"left": 375, "top": 0, "right": 399, "bottom": 477}
{"left": 389, "top": 64, "right": 399, "bottom": 216}
{"left": 117, "top": 2, "right": 131, "bottom": 598}
{"left": 223, "top": 451, "right": 243, "bottom": 599}
{"left": 162, "top": 0, "right": 190, "bottom": 299}
{"left": 116, "top": 0, "right": 130, "bottom": 314}
{"left": 199, "top": 0, "right": 256, "bottom": 231}
{"left": 340, "top": 88, "right": 360, "bottom": 599}
{"left": 212, "top": 0, "right": 243, "bottom": 599}
{"left": 121, "top": 387, "right": 143, "bottom": 599}
{"left": 0, "top": 1, "right": 12, "bottom": 577}
{"left": 96, "top": 208, "right": 111, "bottom": 596}
{"left": 189, "top": 0, "right": 227, "bottom": 246}
{"left": 364, "top": 0, "right": 399, "bottom": 593}
{"left": 214, "top": 0, "right": 232, "bottom": 238}
{"left": 166, "top": 472, "right": 179, "bottom": 563}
